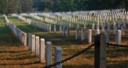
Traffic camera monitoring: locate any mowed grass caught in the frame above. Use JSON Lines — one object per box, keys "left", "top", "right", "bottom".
{"left": 0, "top": 17, "right": 18, "bottom": 44}
{"left": 7, "top": 17, "right": 128, "bottom": 68}
{"left": 0, "top": 16, "right": 43, "bottom": 68}
{"left": 23, "top": 16, "right": 47, "bottom": 24}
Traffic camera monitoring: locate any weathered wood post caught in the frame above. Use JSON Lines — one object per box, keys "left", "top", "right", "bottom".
{"left": 36, "top": 36, "right": 40, "bottom": 57}
{"left": 40, "top": 38, "right": 45, "bottom": 63}
{"left": 32, "top": 35, "right": 36, "bottom": 53}
{"left": 46, "top": 41, "right": 52, "bottom": 66}
{"left": 94, "top": 33, "right": 106, "bottom": 68}
{"left": 55, "top": 47, "right": 62, "bottom": 68}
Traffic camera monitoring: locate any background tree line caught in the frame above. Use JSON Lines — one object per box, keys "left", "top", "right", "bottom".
{"left": 0, "top": 0, "right": 32, "bottom": 14}
{"left": 0, "top": 0, "right": 127, "bottom": 14}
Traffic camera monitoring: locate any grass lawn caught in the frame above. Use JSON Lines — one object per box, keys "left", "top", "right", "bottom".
{"left": 1, "top": 16, "right": 128, "bottom": 68}
{"left": 0, "top": 16, "right": 43, "bottom": 68}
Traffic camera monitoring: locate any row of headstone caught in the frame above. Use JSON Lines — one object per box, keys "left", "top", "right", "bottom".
{"left": 19, "top": 14, "right": 72, "bottom": 34}
{"left": 44, "top": 17, "right": 56, "bottom": 24}
{"left": 34, "top": 10, "right": 127, "bottom": 31}
{"left": 61, "top": 26, "right": 69, "bottom": 38}
{"left": 17, "top": 15, "right": 52, "bottom": 31}
{"left": 75, "top": 28, "right": 92, "bottom": 43}
{"left": 28, "top": 34, "right": 62, "bottom": 68}
{"left": 29, "top": 14, "right": 43, "bottom": 21}
{"left": 7, "top": 14, "right": 63, "bottom": 66}
{"left": 28, "top": 34, "right": 46, "bottom": 63}
{"left": 30, "top": 14, "right": 56, "bottom": 24}
{"left": 5, "top": 17, "right": 62, "bottom": 67}
{"left": 4, "top": 15, "right": 27, "bottom": 46}
{"left": 74, "top": 27, "right": 122, "bottom": 45}
{"left": 51, "top": 11, "right": 127, "bottom": 27}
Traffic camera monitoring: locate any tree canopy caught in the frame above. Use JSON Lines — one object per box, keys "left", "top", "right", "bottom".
{"left": 0, "top": 0, "right": 127, "bottom": 14}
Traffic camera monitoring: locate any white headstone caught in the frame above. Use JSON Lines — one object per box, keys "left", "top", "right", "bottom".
{"left": 115, "top": 30, "right": 121, "bottom": 45}
{"left": 32, "top": 35, "right": 36, "bottom": 53}
{"left": 81, "top": 28, "right": 85, "bottom": 41}
{"left": 54, "top": 24, "right": 57, "bottom": 32}
{"left": 46, "top": 41, "right": 52, "bottom": 66}
{"left": 88, "top": 29, "right": 92, "bottom": 43}
{"left": 36, "top": 36, "right": 40, "bottom": 57}
{"left": 92, "top": 23, "right": 95, "bottom": 30}
{"left": 59, "top": 26, "right": 62, "bottom": 32}
{"left": 75, "top": 28, "right": 79, "bottom": 40}
{"left": 40, "top": 38, "right": 45, "bottom": 63}
{"left": 95, "top": 29, "right": 100, "bottom": 35}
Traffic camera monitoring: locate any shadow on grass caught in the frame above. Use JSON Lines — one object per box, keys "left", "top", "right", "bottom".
{"left": 63, "top": 64, "right": 93, "bottom": 68}
{"left": 107, "top": 61, "right": 128, "bottom": 68}
{"left": 0, "top": 17, "right": 19, "bottom": 44}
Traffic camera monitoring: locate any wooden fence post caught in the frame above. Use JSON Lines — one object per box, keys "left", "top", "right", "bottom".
{"left": 94, "top": 33, "right": 106, "bottom": 68}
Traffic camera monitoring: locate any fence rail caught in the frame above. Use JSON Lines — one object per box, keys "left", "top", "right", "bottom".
{"left": 107, "top": 43, "right": 128, "bottom": 48}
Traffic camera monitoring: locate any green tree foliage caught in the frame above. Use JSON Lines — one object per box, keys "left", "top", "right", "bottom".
{"left": 0, "top": 0, "right": 32, "bottom": 14}
{"left": 0, "top": 0, "right": 7, "bottom": 14}
{"left": 21, "top": 0, "right": 33, "bottom": 12}
{"left": 0, "top": 0, "right": 127, "bottom": 14}
{"left": 6, "top": 0, "right": 20, "bottom": 14}
{"left": 32, "top": 0, "right": 127, "bottom": 12}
